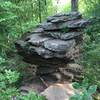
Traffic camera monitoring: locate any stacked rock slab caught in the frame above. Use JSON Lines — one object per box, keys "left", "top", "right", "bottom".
{"left": 15, "top": 12, "right": 88, "bottom": 81}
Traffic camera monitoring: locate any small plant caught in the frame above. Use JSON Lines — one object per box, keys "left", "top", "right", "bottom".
{"left": 0, "top": 69, "right": 20, "bottom": 100}
{"left": 70, "top": 79, "right": 97, "bottom": 100}
{"left": 17, "top": 91, "right": 46, "bottom": 100}
{"left": 0, "top": 56, "right": 45, "bottom": 100}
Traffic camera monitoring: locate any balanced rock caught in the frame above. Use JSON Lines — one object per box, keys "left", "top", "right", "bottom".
{"left": 15, "top": 12, "right": 88, "bottom": 82}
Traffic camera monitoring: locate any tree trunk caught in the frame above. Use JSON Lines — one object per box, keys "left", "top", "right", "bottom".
{"left": 38, "top": 0, "right": 42, "bottom": 23}
{"left": 44, "top": 0, "right": 48, "bottom": 15}
{"left": 71, "top": 0, "right": 78, "bottom": 12}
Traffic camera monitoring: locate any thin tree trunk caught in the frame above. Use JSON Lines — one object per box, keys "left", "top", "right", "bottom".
{"left": 44, "top": 0, "right": 47, "bottom": 6}
{"left": 71, "top": 0, "right": 78, "bottom": 12}
{"left": 38, "top": 0, "right": 42, "bottom": 23}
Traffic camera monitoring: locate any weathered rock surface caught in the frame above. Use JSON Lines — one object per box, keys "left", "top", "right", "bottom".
{"left": 15, "top": 12, "right": 88, "bottom": 82}
{"left": 43, "top": 32, "right": 82, "bottom": 40}
{"left": 47, "top": 12, "right": 82, "bottom": 23}
{"left": 41, "top": 83, "right": 78, "bottom": 100}
{"left": 44, "top": 39, "right": 75, "bottom": 52}
{"left": 27, "top": 34, "right": 50, "bottom": 46}
{"left": 40, "top": 19, "right": 88, "bottom": 31}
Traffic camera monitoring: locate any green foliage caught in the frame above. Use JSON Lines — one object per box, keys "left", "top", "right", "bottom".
{"left": 70, "top": 79, "right": 97, "bottom": 100}
{"left": 0, "top": 0, "right": 100, "bottom": 99}
{"left": 5, "top": 69, "right": 19, "bottom": 84}
{"left": 0, "top": 55, "right": 45, "bottom": 100}
{"left": 17, "top": 91, "right": 46, "bottom": 100}
{"left": 79, "top": 0, "right": 100, "bottom": 17}
{"left": 0, "top": 1, "right": 18, "bottom": 22}
{"left": 0, "top": 69, "right": 20, "bottom": 99}
{"left": 0, "top": 0, "right": 55, "bottom": 56}
{"left": 80, "top": 17, "right": 100, "bottom": 87}
{"left": 0, "top": 1, "right": 18, "bottom": 54}
{"left": 0, "top": 56, "right": 19, "bottom": 99}
{"left": 77, "top": 9, "right": 100, "bottom": 95}
{"left": 62, "top": 0, "right": 71, "bottom": 13}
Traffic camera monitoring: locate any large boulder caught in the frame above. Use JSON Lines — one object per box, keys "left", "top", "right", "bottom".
{"left": 41, "top": 83, "right": 78, "bottom": 100}
{"left": 15, "top": 12, "right": 88, "bottom": 82}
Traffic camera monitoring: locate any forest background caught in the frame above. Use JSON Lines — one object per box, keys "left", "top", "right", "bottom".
{"left": 0, "top": 0, "right": 100, "bottom": 99}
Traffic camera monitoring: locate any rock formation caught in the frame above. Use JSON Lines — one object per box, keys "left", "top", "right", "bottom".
{"left": 15, "top": 12, "right": 88, "bottom": 82}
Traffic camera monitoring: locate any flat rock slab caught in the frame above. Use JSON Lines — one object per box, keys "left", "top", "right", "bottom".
{"left": 32, "top": 27, "right": 44, "bottom": 33}
{"left": 26, "top": 34, "right": 50, "bottom": 46}
{"left": 41, "top": 83, "right": 77, "bottom": 100}
{"left": 40, "top": 19, "right": 88, "bottom": 31}
{"left": 43, "top": 32, "right": 82, "bottom": 40}
{"left": 15, "top": 12, "right": 88, "bottom": 68}
{"left": 47, "top": 12, "right": 82, "bottom": 23}
{"left": 29, "top": 47, "right": 53, "bottom": 58}
{"left": 44, "top": 39, "right": 75, "bottom": 52}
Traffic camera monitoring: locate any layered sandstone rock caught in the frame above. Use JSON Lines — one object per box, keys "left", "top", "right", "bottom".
{"left": 15, "top": 12, "right": 88, "bottom": 82}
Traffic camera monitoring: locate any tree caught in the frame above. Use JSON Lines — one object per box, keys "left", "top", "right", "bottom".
{"left": 71, "top": 0, "right": 78, "bottom": 12}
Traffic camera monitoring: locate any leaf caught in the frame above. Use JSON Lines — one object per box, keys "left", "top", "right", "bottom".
{"left": 0, "top": 82, "right": 6, "bottom": 89}
{"left": 38, "top": 95, "right": 46, "bottom": 100}
{"left": 83, "top": 90, "right": 93, "bottom": 100}
{"left": 72, "top": 82, "right": 80, "bottom": 89}
{"left": 88, "top": 85, "right": 97, "bottom": 95}
{"left": 81, "top": 78, "right": 89, "bottom": 89}
{"left": 70, "top": 94, "right": 82, "bottom": 100}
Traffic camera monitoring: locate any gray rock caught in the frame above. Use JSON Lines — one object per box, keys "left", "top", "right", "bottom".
{"left": 60, "top": 32, "right": 82, "bottom": 40}
{"left": 68, "top": 19, "right": 88, "bottom": 28}
{"left": 67, "top": 63, "right": 83, "bottom": 72}
{"left": 52, "top": 12, "right": 81, "bottom": 17}
{"left": 15, "top": 40, "right": 29, "bottom": 52}
{"left": 15, "top": 40, "right": 27, "bottom": 48}
{"left": 44, "top": 39, "right": 75, "bottom": 52}
{"left": 40, "top": 22, "right": 58, "bottom": 31}
{"left": 40, "top": 19, "right": 88, "bottom": 31}
{"left": 54, "top": 52, "right": 67, "bottom": 58}
{"left": 15, "top": 12, "right": 87, "bottom": 79}
{"left": 55, "top": 46, "right": 79, "bottom": 58}
{"left": 27, "top": 34, "right": 50, "bottom": 46}
{"left": 59, "top": 63, "right": 83, "bottom": 81}
{"left": 37, "top": 66, "right": 57, "bottom": 75}
{"left": 47, "top": 12, "right": 82, "bottom": 23}
{"left": 32, "top": 27, "right": 44, "bottom": 33}
{"left": 29, "top": 47, "right": 53, "bottom": 58}
{"left": 60, "top": 19, "right": 88, "bottom": 29}
{"left": 29, "top": 46, "right": 75, "bottom": 59}
{"left": 43, "top": 32, "right": 82, "bottom": 40}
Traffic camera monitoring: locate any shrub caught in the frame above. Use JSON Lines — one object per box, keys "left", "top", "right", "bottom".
{"left": 70, "top": 79, "right": 97, "bottom": 100}
{"left": 0, "top": 69, "right": 20, "bottom": 100}
{"left": 80, "top": 17, "right": 100, "bottom": 87}
{"left": 17, "top": 91, "right": 46, "bottom": 100}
